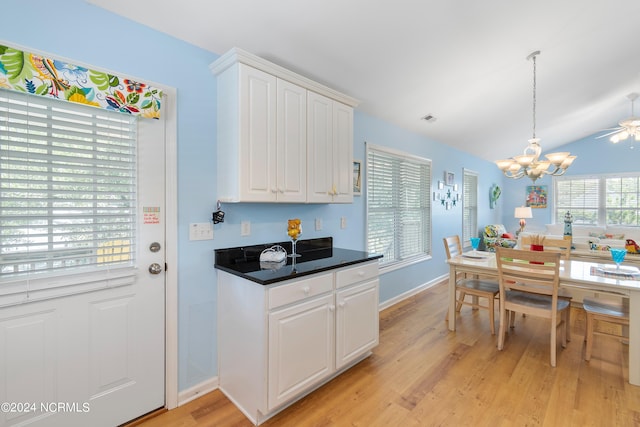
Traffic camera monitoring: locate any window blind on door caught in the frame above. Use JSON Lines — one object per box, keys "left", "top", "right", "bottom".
{"left": 0, "top": 90, "right": 138, "bottom": 282}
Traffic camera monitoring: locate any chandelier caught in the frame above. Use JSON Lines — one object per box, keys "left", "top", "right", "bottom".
{"left": 495, "top": 51, "right": 576, "bottom": 182}
{"left": 598, "top": 93, "right": 640, "bottom": 143}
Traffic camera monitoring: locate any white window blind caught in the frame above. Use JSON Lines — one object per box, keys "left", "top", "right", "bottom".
{"left": 462, "top": 170, "right": 478, "bottom": 246}
{"left": 554, "top": 173, "right": 640, "bottom": 226}
{"left": 0, "top": 90, "right": 137, "bottom": 285}
{"left": 606, "top": 176, "right": 640, "bottom": 225}
{"left": 366, "top": 144, "right": 431, "bottom": 267}
{"left": 555, "top": 177, "right": 599, "bottom": 224}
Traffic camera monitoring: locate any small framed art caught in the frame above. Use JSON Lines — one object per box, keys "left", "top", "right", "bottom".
{"left": 353, "top": 160, "right": 362, "bottom": 195}
{"left": 445, "top": 171, "right": 455, "bottom": 186}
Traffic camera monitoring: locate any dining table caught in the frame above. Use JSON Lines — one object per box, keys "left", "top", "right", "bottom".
{"left": 447, "top": 250, "right": 640, "bottom": 386}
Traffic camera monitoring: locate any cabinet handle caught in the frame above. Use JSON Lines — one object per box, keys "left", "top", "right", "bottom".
{"left": 329, "top": 305, "right": 335, "bottom": 312}
{"left": 271, "top": 188, "right": 278, "bottom": 193}
{"left": 302, "top": 286, "right": 310, "bottom": 294}
{"left": 338, "top": 301, "right": 346, "bottom": 308}
{"left": 358, "top": 271, "right": 365, "bottom": 277}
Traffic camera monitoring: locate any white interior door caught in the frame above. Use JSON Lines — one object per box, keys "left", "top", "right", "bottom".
{"left": 0, "top": 108, "right": 166, "bottom": 427}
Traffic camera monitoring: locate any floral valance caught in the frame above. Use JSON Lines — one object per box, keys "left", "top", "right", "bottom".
{"left": 0, "top": 44, "right": 162, "bottom": 119}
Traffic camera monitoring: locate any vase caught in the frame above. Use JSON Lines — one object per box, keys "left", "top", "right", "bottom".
{"left": 530, "top": 244, "right": 544, "bottom": 264}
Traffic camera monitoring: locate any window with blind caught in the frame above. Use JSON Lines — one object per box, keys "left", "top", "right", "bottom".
{"left": 606, "top": 176, "right": 640, "bottom": 225}
{"left": 462, "top": 169, "right": 478, "bottom": 246}
{"left": 554, "top": 173, "right": 640, "bottom": 226}
{"left": 0, "top": 90, "right": 138, "bottom": 301}
{"left": 366, "top": 144, "right": 431, "bottom": 268}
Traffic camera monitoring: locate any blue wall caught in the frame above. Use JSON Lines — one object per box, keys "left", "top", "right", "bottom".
{"left": 2, "top": 0, "right": 507, "bottom": 392}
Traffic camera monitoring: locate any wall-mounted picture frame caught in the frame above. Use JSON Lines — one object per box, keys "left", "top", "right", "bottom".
{"left": 438, "top": 181, "right": 444, "bottom": 190}
{"left": 526, "top": 185, "right": 547, "bottom": 208}
{"left": 353, "top": 160, "right": 362, "bottom": 195}
{"left": 445, "top": 171, "right": 455, "bottom": 186}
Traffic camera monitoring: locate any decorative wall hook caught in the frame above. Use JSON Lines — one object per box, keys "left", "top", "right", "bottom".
{"left": 213, "top": 200, "right": 225, "bottom": 224}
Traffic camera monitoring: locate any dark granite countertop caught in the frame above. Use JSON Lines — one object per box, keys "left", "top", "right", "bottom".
{"left": 214, "top": 237, "right": 382, "bottom": 285}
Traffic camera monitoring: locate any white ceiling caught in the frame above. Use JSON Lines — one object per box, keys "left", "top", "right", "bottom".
{"left": 88, "top": 0, "right": 640, "bottom": 162}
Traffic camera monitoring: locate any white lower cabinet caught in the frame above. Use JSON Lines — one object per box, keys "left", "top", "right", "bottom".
{"left": 217, "top": 261, "right": 379, "bottom": 425}
{"left": 336, "top": 280, "right": 379, "bottom": 369}
{"left": 268, "top": 293, "right": 334, "bottom": 410}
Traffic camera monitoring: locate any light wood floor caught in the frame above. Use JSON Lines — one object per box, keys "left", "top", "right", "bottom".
{"left": 133, "top": 281, "right": 640, "bottom": 427}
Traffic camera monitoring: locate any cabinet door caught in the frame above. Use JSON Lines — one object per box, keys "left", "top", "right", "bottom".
{"left": 276, "top": 80, "right": 307, "bottom": 202}
{"left": 307, "top": 92, "right": 354, "bottom": 203}
{"left": 335, "top": 279, "right": 379, "bottom": 370}
{"left": 332, "top": 102, "right": 353, "bottom": 203}
{"left": 268, "top": 294, "right": 334, "bottom": 410}
{"left": 239, "top": 64, "right": 277, "bottom": 201}
{"left": 306, "top": 91, "right": 333, "bottom": 203}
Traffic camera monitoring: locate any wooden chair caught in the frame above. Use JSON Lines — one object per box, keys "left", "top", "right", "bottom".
{"left": 583, "top": 297, "right": 629, "bottom": 361}
{"left": 518, "top": 234, "right": 573, "bottom": 340}
{"left": 443, "top": 236, "right": 500, "bottom": 334}
{"left": 495, "top": 247, "right": 570, "bottom": 367}
{"left": 520, "top": 235, "right": 572, "bottom": 260}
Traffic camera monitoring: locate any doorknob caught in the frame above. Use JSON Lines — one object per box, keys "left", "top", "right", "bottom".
{"left": 148, "top": 263, "right": 163, "bottom": 274}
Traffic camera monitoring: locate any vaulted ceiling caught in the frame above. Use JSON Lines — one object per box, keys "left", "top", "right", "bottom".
{"left": 88, "top": 0, "right": 640, "bottom": 162}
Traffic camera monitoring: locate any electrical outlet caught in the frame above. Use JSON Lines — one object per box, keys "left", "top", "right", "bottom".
{"left": 315, "top": 218, "right": 322, "bottom": 231}
{"left": 189, "top": 222, "right": 214, "bottom": 241}
{"left": 241, "top": 221, "right": 251, "bottom": 236}
{"left": 341, "top": 217, "right": 347, "bottom": 229}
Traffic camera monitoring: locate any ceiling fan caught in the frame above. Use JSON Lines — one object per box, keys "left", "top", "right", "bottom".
{"left": 598, "top": 93, "right": 640, "bottom": 143}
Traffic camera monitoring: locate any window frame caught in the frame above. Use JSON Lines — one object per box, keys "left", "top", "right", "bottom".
{"left": 365, "top": 143, "right": 432, "bottom": 272}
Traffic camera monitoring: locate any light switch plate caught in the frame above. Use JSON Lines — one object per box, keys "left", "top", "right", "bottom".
{"left": 189, "top": 222, "right": 214, "bottom": 240}
{"left": 241, "top": 221, "right": 251, "bottom": 236}
{"left": 341, "top": 217, "right": 347, "bottom": 229}
{"left": 315, "top": 218, "right": 322, "bottom": 231}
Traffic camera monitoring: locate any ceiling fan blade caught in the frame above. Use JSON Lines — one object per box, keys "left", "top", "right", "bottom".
{"left": 596, "top": 129, "right": 624, "bottom": 139}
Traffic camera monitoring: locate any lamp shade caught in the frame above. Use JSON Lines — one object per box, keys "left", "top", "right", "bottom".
{"left": 514, "top": 206, "right": 533, "bottom": 219}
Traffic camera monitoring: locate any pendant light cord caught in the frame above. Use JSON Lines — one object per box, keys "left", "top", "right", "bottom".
{"left": 532, "top": 53, "right": 536, "bottom": 139}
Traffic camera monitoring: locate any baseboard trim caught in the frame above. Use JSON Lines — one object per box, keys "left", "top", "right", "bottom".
{"left": 177, "top": 377, "right": 219, "bottom": 407}
{"left": 378, "top": 274, "right": 447, "bottom": 311}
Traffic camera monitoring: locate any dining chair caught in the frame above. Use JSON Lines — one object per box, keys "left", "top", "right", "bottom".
{"left": 583, "top": 296, "right": 629, "bottom": 361}
{"left": 495, "top": 247, "right": 570, "bottom": 367}
{"left": 520, "top": 235, "right": 572, "bottom": 260}
{"left": 443, "top": 235, "right": 500, "bottom": 334}
{"left": 518, "top": 234, "right": 573, "bottom": 340}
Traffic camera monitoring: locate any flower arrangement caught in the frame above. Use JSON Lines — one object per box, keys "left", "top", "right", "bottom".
{"left": 529, "top": 234, "right": 546, "bottom": 246}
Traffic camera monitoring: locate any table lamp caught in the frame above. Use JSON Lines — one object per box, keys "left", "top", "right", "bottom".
{"left": 515, "top": 206, "right": 533, "bottom": 235}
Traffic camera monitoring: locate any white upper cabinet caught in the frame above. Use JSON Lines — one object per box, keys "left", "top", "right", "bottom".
{"left": 211, "top": 48, "right": 358, "bottom": 203}
{"left": 240, "top": 64, "right": 278, "bottom": 201}
{"left": 307, "top": 92, "right": 354, "bottom": 203}
{"left": 276, "top": 79, "right": 307, "bottom": 202}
